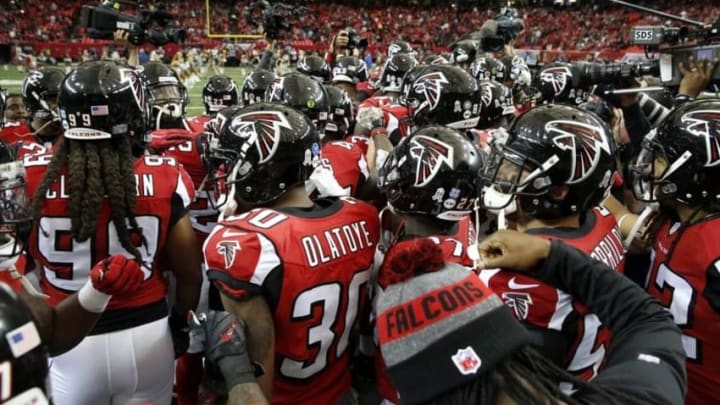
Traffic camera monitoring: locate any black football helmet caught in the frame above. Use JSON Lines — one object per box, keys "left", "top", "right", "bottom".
{"left": 207, "top": 103, "right": 320, "bottom": 205}
{"left": 59, "top": 61, "right": 151, "bottom": 155}
{"left": 202, "top": 75, "right": 239, "bottom": 116}
{"left": 332, "top": 56, "right": 369, "bottom": 85}
{"left": 450, "top": 40, "right": 479, "bottom": 67}
{"left": 379, "top": 125, "right": 483, "bottom": 220}
{"left": 405, "top": 65, "right": 482, "bottom": 130}
{"left": 477, "top": 80, "right": 516, "bottom": 129}
{"left": 241, "top": 69, "right": 276, "bottom": 107}
{"left": 296, "top": 55, "right": 332, "bottom": 83}
{"left": 380, "top": 53, "right": 418, "bottom": 94}
{"left": 0, "top": 283, "right": 50, "bottom": 402}
{"left": 537, "top": 62, "right": 588, "bottom": 106}
{"left": 264, "top": 73, "right": 330, "bottom": 130}
{"left": 387, "top": 40, "right": 416, "bottom": 58}
{"left": 633, "top": 98, "right": 720, "bottom": 207}
{"left": 324, "top": 85, "right": 355, "bottom": 140}
{"left": 481, "top": 104, "right": 616, "bottom": 219}
{"left": 399, "top": 64, "right": 431, "bottom": 106}
{"left": 469, "top": 56, "right": 507, "bottom": 82}
{"left": 0, "top": 141, "right": 30, "bottom": 259}
{"left": 139, "top": 62, "right": 188, "bottom": 128}
{"left": 21, "top": 67, "right": 65, "bottom": 123}
{"left": 422, "top": 54, "right": 449, "bottom": 65}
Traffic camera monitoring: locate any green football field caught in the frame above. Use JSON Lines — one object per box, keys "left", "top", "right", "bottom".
{"left": 0, "top": 65, "right": 253, "bottom": 115}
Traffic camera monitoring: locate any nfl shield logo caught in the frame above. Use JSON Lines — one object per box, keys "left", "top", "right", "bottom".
{"left": 451, "top": 346, "right": 482, "bottom": 375}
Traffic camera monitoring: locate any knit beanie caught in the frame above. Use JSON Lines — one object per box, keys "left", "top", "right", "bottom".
{"left": 375, "top": 240, "right": 529, "bottom": 404}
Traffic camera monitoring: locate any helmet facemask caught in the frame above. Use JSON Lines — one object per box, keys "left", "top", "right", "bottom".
{"left": 0, "top": 161, "right": 30, "bottom": 262}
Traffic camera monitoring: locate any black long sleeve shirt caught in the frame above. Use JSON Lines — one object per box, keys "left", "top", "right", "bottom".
{"left": 536, "top": 241, "right": 687, "bottom": 405}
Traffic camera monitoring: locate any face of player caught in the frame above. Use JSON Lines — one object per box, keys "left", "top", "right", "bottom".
{"left": 4, "top": 96, "right": 27, "bottom": 121}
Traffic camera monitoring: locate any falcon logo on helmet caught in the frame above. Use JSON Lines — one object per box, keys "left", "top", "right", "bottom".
{"left": 540, "top": 66, "right": 571, "bottom": 96}
{"left": 234, "top": 110, "right": 292, "bottom": 164}
{"left": 681, "top": 110, "right": 720, "bottom": 166}
{"left": 547, "top": 120, "right": 611, "bottom": 184}
{"left": 119, "top": 68, "right": 146, "bottom": 113}
{"left": 412, "top": 72, "right": 449, "bottom": 112}
{"left": 409, "top": 135, "right": 454, "bottom": 187}
{"left": 501, "top": 292, "right": 533, "bottom": 320}
{"left": 480, "top": 82, "right": 494, "bottom": 108}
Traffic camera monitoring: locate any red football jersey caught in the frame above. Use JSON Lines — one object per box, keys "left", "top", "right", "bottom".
{"left": 204, "top": 198, "right": 379, "bottom": 405}
{"left": 25, "top": 153, "right": 195, "bottom": 310}
{"left": 480, "top": 206, "right": 625, "bottom": 381}
{"left": 359, "top": 95, "right": 395, "bottom": 110}
{"left": 374, "top": 215, "right": 477, "bottom": 403}
{"left": 150, "top": 128, "right": 219, "bottom": 239}
{"left": 13, "top": 139, "right": 48, "bottom": 160}
{"left": 310, "top": 139, "right": 369, "bottom": 198}
{"left": 381, "top": 103, "right": 412, "bottom": 143}
{"left": 645, "top": 216, "right": 720, "bottom": 405}
{"left": 0, "top": 121, "right": 31, "bottom": 144}
{"left": 186, "top": 115, "right": 210, "bottom": 134}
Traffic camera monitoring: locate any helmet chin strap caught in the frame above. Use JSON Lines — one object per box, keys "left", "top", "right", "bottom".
{"left": 154, "top": 104, "right": 187, "bottom": 130}
{"left": 218, "top": 160, "right": 242, "bottom": 222}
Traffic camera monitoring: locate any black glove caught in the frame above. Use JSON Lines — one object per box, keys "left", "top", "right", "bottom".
{"left": 189, "top": 310, "right": 257, "bottom": 389}
{"left": 169, "top": 309, "right": 189, "bottom": 358}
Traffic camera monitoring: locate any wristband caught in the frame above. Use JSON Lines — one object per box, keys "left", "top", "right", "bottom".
{"left": 78, "top": 280, "right": 111, "bottom": 313}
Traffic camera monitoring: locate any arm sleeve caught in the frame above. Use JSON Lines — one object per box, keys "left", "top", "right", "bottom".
{"left": 620, "top": 102, "right": 651, "bottom": 159}
{"left": 535, "top": 241, "right": 687, "bottom": 405}
{"left": 637, "top": 93, "right": 670, "bottom": 128}
{"left": 257, "top": 50, "right": 273, "bottom": 71}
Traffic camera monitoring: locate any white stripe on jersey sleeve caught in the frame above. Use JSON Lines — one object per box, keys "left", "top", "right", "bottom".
{"left": 175, "top": 171, "right": 192, "bottom": 209}
{"left": 548, "top": 290, "right": 574, "bottom": 331}
{"left": 250, "top": 233, "right": 282, "bottom": 286}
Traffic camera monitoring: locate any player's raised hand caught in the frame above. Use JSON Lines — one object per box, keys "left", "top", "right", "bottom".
{"left": 90, "top": 255, "right": 144, "bottom": 296}
{"left": 477, "top": 230, "right": 551, "bottom": 271}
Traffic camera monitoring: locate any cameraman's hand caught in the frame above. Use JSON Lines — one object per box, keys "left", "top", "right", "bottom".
{"left": 678, "top": 56, "right": 719, "bottom": 98}
{"left": 333, "top": 31, "right": 350, "bottom": 51}
{"left": 113, "top": 29, "right": 130, "bottom": 46}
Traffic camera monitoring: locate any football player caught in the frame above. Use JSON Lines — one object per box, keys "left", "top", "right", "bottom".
{"left": 359, "top": 53, "right": 417, "bottom": 109}
{"left": 371, "top": 126, "right": 484, "bottom": 403}
{"left": 20, "top": 68, "right": 65, "bottom": 148}
{"left": 140, "top": 62, "right": 204, "bottom": 133}
{"left": 0, "top": 139, "right": 144, "bottom": 358}
{"left": 25, "top": 61, "right": 201, "bottom": 405}
{"left": 479, "top": 105, "right": 623, "bottom": 382}
{"left": 0, "top": 90, "right": 30, "bottom": 141}
{"left": 296, "top": 55, "right": 332, "bottom": 83}
{"left": 263, "top": 72, "right": 330, "bottom": 131}
{"left": 202, "top": 103, "right": 379, "bottom": 405}
{"left": 240, "top": 69, "right": 277, "bottom": 107}
{"left": 202, "top": 75, "right": 239, "bottom": 118}
{"left": 331, "top": 55, "right": 369, "bottom": 103}
{"left": 612, "top": 99, "right": 720, "bottom": 404}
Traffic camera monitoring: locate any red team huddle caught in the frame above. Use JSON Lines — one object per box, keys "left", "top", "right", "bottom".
{"left": 0, "top": 18, "right": 718, "bottom": 405}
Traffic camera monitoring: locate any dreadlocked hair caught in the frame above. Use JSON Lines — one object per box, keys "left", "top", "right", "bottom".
{"left": 31, "top": 136, "right": 144, "bottom": 263}
{"left": 424, "top": 346, "right": 648, "bottom": 405}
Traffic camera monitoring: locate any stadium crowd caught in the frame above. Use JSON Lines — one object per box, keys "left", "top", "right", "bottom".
{"left": 2, "top": 0, "right": 720, "bottom": 55}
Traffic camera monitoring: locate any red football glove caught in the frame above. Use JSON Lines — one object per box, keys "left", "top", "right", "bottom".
{"left": 90, "top": 255, "right": 144, "bottom": 296}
